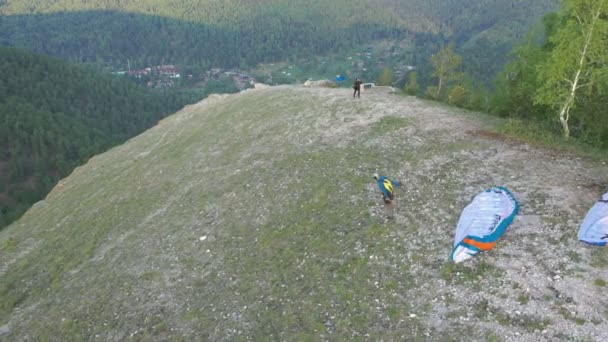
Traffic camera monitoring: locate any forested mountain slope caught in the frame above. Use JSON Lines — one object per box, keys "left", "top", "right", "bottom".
{"left": 1, "top": 85, "right": 606, "bottom": 340}
{"left": 0, "top": 0, "right": 559, "bottom": 73}
{"left": 0, "top": 47, "right": 189, "bottom": 228}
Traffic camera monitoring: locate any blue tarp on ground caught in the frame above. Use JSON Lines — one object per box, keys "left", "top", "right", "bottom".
{"left": 578, "top": 192, "right": 608, "bottom": 246}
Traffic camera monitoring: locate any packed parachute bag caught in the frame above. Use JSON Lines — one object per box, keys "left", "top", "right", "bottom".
{"left": 451, "top": 186, "right": 519, "bottom": 263}
{"left": 578, "top": 192, "right": 608, "bottom": 246}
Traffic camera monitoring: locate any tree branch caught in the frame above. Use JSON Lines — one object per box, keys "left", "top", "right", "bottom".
{"left": 575, "top": 82, "right": 592, "bottom": 90}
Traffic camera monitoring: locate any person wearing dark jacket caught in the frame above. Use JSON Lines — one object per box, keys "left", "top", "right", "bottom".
{"left": 353, "top": 78, "right": 362, "bottom": 98}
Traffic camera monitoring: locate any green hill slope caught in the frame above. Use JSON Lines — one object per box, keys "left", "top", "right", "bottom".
{"left": 0, "top": 46, "right": 191, "bottom": 229}
{"left": 1, "top": 86, "right": 606, "bottom": 340}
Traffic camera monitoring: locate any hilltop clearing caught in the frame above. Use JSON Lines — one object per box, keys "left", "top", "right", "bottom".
{"left": 0, "top": 86, "right": 607, "bottom": 340}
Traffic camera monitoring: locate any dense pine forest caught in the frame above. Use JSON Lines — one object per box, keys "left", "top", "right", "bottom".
{"left": 0, "top": 0, "right": 559, "bottom": 77}
{"left": 0, "top": 47, "right": 191, "bottom": 228}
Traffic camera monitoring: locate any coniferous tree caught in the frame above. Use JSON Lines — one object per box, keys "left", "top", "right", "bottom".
{"left": 403, "top": 72, "right": 419, "bottom": 95}
{"left": 377, "top": 68, "right": 393, "bottom": 86}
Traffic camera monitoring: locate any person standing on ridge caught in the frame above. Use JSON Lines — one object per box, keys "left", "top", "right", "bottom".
{"left": 353, "top": 78, "right": 362, "bottom": 98}
{"left": 373, "top": 173, "right": 401, "bottom": 218}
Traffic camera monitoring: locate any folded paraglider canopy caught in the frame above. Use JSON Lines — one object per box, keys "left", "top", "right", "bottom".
{"left": 451, "top": 186, "right": 519, "bottom": 263}
{"left": 578, "top": 192, "right": 608, "bottom": 246}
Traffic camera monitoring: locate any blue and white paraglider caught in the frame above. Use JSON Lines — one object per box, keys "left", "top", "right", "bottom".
{"left": 451, "top": 186, "right": 519, "bottom": 263}
{"left": 578, "top": 192, "right": 608, "bottom": 246}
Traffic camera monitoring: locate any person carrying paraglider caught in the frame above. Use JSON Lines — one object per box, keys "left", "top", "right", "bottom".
{"left": 373, "top": 173, "right": 401, "bottom": 218}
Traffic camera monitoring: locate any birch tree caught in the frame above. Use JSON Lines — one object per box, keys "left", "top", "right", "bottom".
{"left": 534, "top": 0, "right": 608, "bottom": 138}
{"left": 430, "top": 44, "right": 462, "bottom": 99}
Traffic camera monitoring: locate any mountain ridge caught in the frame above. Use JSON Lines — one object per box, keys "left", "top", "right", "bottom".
{"left": 1, "top": 85, "right": 606, "bottom": 340}
{"left": 0, "top": 1, "right": 560, "bottom": 72}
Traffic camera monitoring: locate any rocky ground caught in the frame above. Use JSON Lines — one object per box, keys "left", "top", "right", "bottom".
{"left": 1, "top": 85, "right": 607, "bottom": 340}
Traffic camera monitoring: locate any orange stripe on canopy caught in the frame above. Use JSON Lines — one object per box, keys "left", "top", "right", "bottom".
{"left": 463, "top": 238, "right": 496, "bottom": 251}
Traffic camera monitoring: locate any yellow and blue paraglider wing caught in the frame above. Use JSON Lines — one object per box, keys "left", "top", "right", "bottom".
{"left": 383, "top": 179, "right": 394, "bottom": 196}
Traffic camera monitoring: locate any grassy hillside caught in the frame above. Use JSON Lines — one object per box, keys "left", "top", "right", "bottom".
{"left": 1, "top": 86, "right": 606, "bottom": 340}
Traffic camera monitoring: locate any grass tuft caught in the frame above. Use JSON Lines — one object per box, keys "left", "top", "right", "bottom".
{"left": 498, "top": 119, "right": 608, "bottom": 161}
